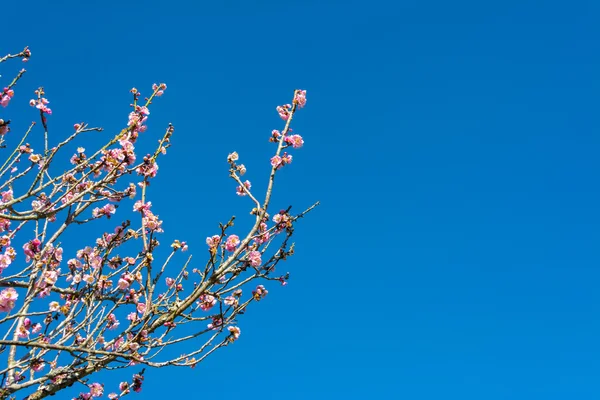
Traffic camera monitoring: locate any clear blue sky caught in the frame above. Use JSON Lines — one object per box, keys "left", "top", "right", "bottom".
{"left": 2, "top": 0, "right": 600, "bottom": 398}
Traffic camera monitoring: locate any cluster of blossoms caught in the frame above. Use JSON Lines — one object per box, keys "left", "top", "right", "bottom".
{"left": 115, "top": 373, "right": 144, "bottom": 397}
{"left": 273, "top": 210, "right": 292, "bottom": 230}
{"left": 0, "top": 287, "right": 18, "bottom": 312}
{"left": 276, "top": 104, "right": 292, "bottom": 121}
{"left": 0, "top": 63, "right": 309, "bottom": 397}
{"left": 254, "top": 221, "right": 271, "bottom": 245}
{"left": 247, "top": 250, "right": 262, "bottom": 267}
{"left": 17, "top": 317, "right": 42, "bottom": 339}
{"left": 128, "top": 101, "right": 150, "bottom": 137}
{"left": 206, "top": 235, "right": 220, "bottom": 250}
{"left": 274, "top": 90, "right": 306, "bottom": 121}
{"left": 73, "top": 382, "right": 104, "bottom": 399}
{"left": 270, "top": 130, "right": 304, "bottom": 149}
{"left": 22, "top": 238, "right": 42, "bottom": 262}
{"left": 294, "top": 90, "right": 307, "bottom": 108}
{"left": 227, "top": 326, "right": 241, "bottom": 341}
{"left": 198, "top": 294, "right": 217, "bottom": 311}
{"left": 134, "top": 200, "right": 163, "bottom": 233}
{"left": 236, "top": 180, "right": 251, "bottom": 196}
{"left": 1, "top": 87, "right": 14, "bottom": 107}
{"left": 29, "top": 95, "right": 52, "bottom": 115}
{"left": 151, "top": 83, "right": 166, "bottom": 97}
{"left": 92, "top": 203, "right": 117, "bottom": 219}
{"left": 252, "top": 284, "right": 268, "bottom": 301}
{"left": 136, "top": 153, "right": 159, "bottom": 178}
{"left": 270, "top": 152, "right": 292, "bottom": 169}
{"left": 0, "top": 228, "right": 16, "bottom": 275}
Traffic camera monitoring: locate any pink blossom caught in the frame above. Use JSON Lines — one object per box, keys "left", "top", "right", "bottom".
{"left": 270, "top": 155, "right": 282, "bottom": 169}
{"left": 165, "top": 277, "right": 175, "bottom": 287}
{"left": 49, "top": 301, "right": 60, "bottom": 312}
{"left": 83, "top": 274, "right": 94, "bottom": 285}
{"left": 236, "top": 180, "right": 251, "bottom": 196}
{"left": 1, "top": 88, "right": 14, "bottom": 108}
{"left": 276, "top": 105, "right": 290, "bottom": 120}
{"left": 227, "top": 152, "right": 239, "bottom": 162}
{"left": 23, "top": 238, "right": 42, "bottom": 262}
{"left": 207, "top": 316, "right": 223, "bottom": 330}
{"left": 107, "top": 313, "right": 120, "bottom": 330}
{"left": 224, "top": 296, "right": 238, "bottom": 307}
{"left": 294, "top": 90, "right": 307, "bottom": 108}
{"left": 89, "top": 383, "right": 104, "bottom": 397}
{"left": 273, "top": 212, "right": 290, "bottom": 225}
{"left": 253, "top": 284, "right": 269, "bottom": 300}
{"left": 17, "top": 323, "right": 29, "bottom": 339}
{"left": 225, "top": 235, "right": 240, "bottom": 252}
{"left": 271, "top": 130, "right": 282, "bottom": 141}
{"left": 133, "top": 200, "right": 152, "bottom": 214}
{"left": 1, "top": 190, "right": 13, "bottom": 203}
{"left": 0, "top": 287, "right": 18, "bottom": 312}
{"left": 0, "top": 253, "right": 12, "bottom": 274}
{"left": 247, "top": 250, "right": 262, "bottom": 267}
{"left": 31, "top": 360, "right": 45, "bottom": 372}
{"left": 206, "top": 235, "right": 220, "bottom": 249}
{"left": 30, "top": 97, "right": 52, "bottom": 115}
{"left": 137, "top": 302, "right": 146, "bottom": 314}
{"left": 32, "top": 323, "right": 42, "bottom": 334}
{"left": 118, "top": 278, "right": 130, "bottom": 290}
{"left": 198, "top": 294, "right": 216, "bottom": 311}
{"left": 228, "top": 326, "right": 241, "bottom": 340}
{"left": 92, "top": 204, "right": 116, "bottom": 219}
{"left": 142, "top": 211, "right": 163, "bottom": 232}
{"left": 285, "top": 134, "right": 304, "bottom": 148}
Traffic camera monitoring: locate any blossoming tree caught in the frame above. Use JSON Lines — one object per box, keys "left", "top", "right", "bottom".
{"left": 0, "top": 47, "right": 316, "bottom": 399}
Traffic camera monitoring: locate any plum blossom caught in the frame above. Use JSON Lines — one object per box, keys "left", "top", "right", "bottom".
{"left": 198, "top": 294, "right": 216, "bottom": 311}
{"left": 253, "top": 284, "right": 268, "bottom": 300}
{"left": 225, "top": 235, "right": 240, "bottom": 252}
{"left": 23, "top": 238, "right": 41, "bottom": 262}
{"left": 236, "top": 180, "right": 251, "bottom": 196}
{"left": 92, "top": 204, "right": 116, "bottom": 219}
{"left": 294, "top": 89, "right": 307, "bottom": 108}
{"left": 228, "top": 326, "right": 241, "bottom": 341}
{"left": 89, "top": 383, "right": 104, "bottom": 397}
{"left": 247, "top": 250, "right": 262, "bottom": 267}
{"left": 1, "top": 88, "right": 14, "bottom": 108}
{"left": 207, "top": 316, "right": 223, "bottom": 330}
{"left": 152, "top": 83, "right": 166, "bottom": 97}
{"left": 29, "top": 96, "right": 52, "bottom": 115}
{"left": 227, "top": 152, "right": 239, "bottom": 163}
{"left": 276, "top": 104, "right": 291, "bottom": 120}
{"left": 107, "top": 314, "right": 120, "bottom": 330}
{"left": 0, "top": 287, "right": 18, "bottom": 312}
{"left": 224, "top": 296, "right": 238, "bottom": 307}
{"left": 206, "top": 235, "right": 220, "bottom": 249}
{"left": 285, "top": 134, "right": 304, "bottom": 148}
{"left": 271, "top": 153, "right": 292, "bottom": 169}
{"left": 49, "top": 301, "right": 60, "bottom": 312}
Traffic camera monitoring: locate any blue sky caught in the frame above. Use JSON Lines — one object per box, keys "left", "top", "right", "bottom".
{"left": 2, "top": 0, "right": 600, "bottom": 398}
